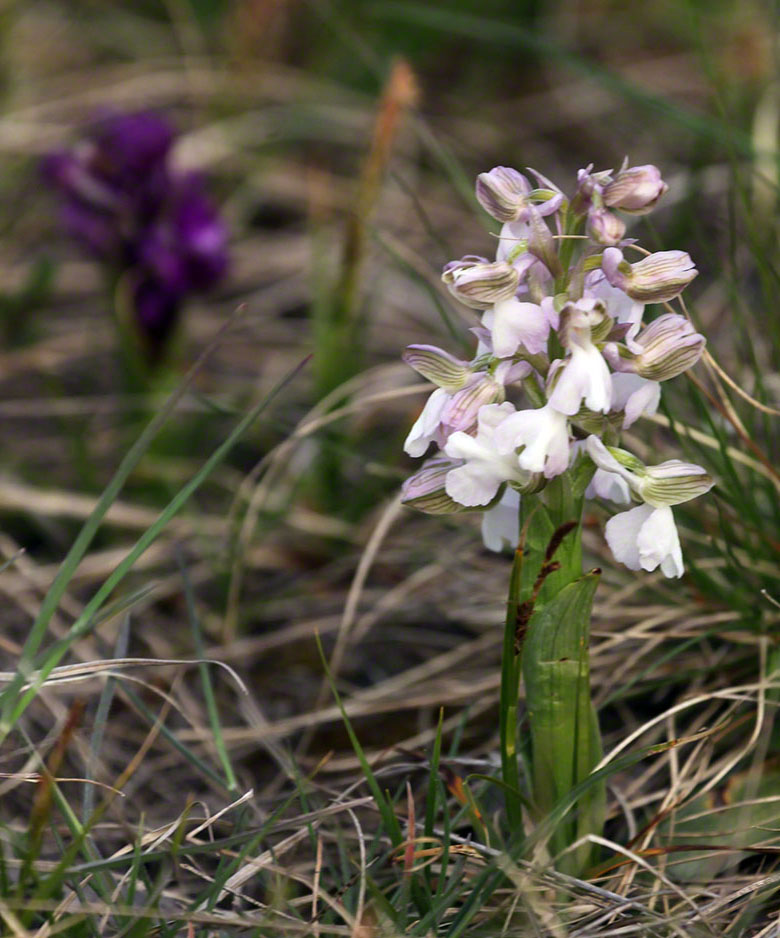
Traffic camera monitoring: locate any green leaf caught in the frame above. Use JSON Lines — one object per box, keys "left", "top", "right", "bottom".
{"left": 523, "top": 569, "right": 604, "bottom": 874}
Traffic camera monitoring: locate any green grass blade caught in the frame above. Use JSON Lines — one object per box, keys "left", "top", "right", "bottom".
{"left": 422, "top": 707, "right": 443, "bottom": 894}
{"left": 83, "top": 614, "right": 130, "bottom": 822}
{"left": 178, "top": 550, "right": 238, "bottom": 792}
{"left": 120, "top": 685, "right": 227, "bottom": 790}
{"left": 315, "top": 632, "right": 403, "bottom": 847}
{"left": 4, "top": 311, "right": 246, "bottom": 705}
{"left": 0, "top": 355, "right": 309, "bottom": 740}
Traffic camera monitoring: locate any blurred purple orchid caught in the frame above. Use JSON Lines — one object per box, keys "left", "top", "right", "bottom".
{"left": 43, "top": 111, "right": 228, "bottom": 357}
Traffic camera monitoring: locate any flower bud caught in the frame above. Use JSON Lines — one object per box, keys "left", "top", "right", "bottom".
{"left": 476, "top": 167, "right": 532, "bottom": 222}
{"left": 632, "top": 313, "right": 705, "bottom": 380}
{"left": 603, "top": 163, "right": 668, "bottom": 215}
{"left": 637, "top": 460, "right": 715, "bottom": 507}
{"left": 402, "top": 344, "right": 472, "bottom": 392}
{"left": 476, "top": 166, "right": 565, "bottom": 223}
{"left": 401, "top": 458, "right": 467, "bottom": 514}
{"left": 442, "top": 256, "right": 520, "bottom": 309}
{"left": 441, "top": 374, "right": 504, "bottom": 430}
{"left": 602, "top": 247, "right": 697, "bottom": 303}
{"left": 587, "top": 206, "right": 626, "bottom": 246}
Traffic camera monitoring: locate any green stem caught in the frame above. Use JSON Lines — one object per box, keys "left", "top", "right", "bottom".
{"left": 500, "top": 472, "right": 605, "bottom": 874}
{"left": 499, "top": 543, "right": 526, "bottom": 831}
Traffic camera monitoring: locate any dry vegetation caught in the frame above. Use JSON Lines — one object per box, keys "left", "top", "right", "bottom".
{"left": 0, "top": 1, "right": 777, "bottom": 935}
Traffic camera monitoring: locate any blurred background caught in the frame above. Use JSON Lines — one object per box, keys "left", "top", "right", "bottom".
{"left": 0, "top": 0, "right": 779, "bottom": 924}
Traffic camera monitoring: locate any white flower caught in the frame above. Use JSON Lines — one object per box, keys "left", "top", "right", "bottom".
{"left": 611, "top": 373, "right": 660, "bottom": 428}
{"left": 586, "top": 435, "right": 713, "bottom": 578}
{"left": 573, "top": 437, "right": 630, "bottom": 503}
{"left": 548, "top": 300, "right": 612, "bottom": 415}
{"left": 404, "top": 388, "right": 450, "bottom": 457}
{"left": 495, "top": 220, "right": 552, "bottom": 284}
{"left": 494, "top": 402, "right": 570, "bottom": 478}
{"left": 493, "top": 357, "right": 533, "bottom": 385}
{"left": 549, "top": 344, "right": 612, "bottom": 415}
{"left": 605, "top": 503, "right": 683, "bottom": 578}
{"left": 481, "top": 487, "right": 520, "bottom": 552}
{"left": 404, "top": 359, "right": 531, "bottom": 458}
{"left": 488, "top": 297, "right": 551, "bottom": 357}
{"left": 444, "top": 403, "right": 529, "bottom": 506}
{"left": 586, "top": 469, "right": 631, "bottom": 504}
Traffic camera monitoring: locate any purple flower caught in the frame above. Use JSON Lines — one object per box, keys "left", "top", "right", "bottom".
{"left": 43, "top": 111, "right": 228, "bottom": 357}
{"left": 94, "top": 111, "right": 174, "bottom": 177}
{"left": 133, "top": 279, "right": 181, "bottom": 348}
{"left": 604, "top": 313, "right": 705, "bottom": 381}
{"left": 138, "top": 176, "right": 228, "bottom": 293}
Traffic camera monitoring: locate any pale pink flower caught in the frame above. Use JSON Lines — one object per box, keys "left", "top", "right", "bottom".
{"left": 605, "top": 504, "right": 684, "bottom": 578}
{"left": 444, "top": 403, "right": 530, "bottom": 506}
{"left": 481, "top": 487, "right": 520, "bottom": 552}
{"left": 488, "top": 297, "right": 551, "bottom": 358}
{"left": 494, "top": 402, "right": 570, "bottom": 478}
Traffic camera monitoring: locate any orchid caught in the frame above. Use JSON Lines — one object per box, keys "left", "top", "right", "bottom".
{"left": 602, "top": 246, "right": 698, "bottom": 303}
{"left": 586, "top": 434, "right": 714, "bottom": 575}
{"left": 548, "top": 300, "right": 613, "bottom": 415}
{"left": 44, "top": 111, "right": 228, "bottom": 358}
{"left": 611, "top": 372, "right": 660, "bottom": 428}
{"left": 605, "top": 313, "right": 706, "bottom": 381}
{"left": 400, "top": 157, "right": 711, "bottom": 579}
{"left": 587, "top": 468, "right": 632, "bottom": 505}
{"left": 481, "top": 487, "right": 521, "bottom": 552}
{"left": 403, "top": 387, "right": 453, "bottom": 457}
{"left": 443, "top": 402, "right": 532, "bottom": 506}
{"left": 603, "top": 161, "right": 669, "bottom": 214}
{"left": 493, "top": 401, "right": 570, "bottom": 478}
{"left": 402, "top": 344, "right": 531, "bottom": 457}
{"left": 606, "top": 503, "right": 684, "bottom": 578}
{"left": 487, "top": 297, "right": 551, "bottom": 358}
{"left": 399, "top": 159, "right": 714, "bottom": 870}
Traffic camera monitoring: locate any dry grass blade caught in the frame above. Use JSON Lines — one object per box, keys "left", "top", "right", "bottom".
{"left": 0, "top": 656, "right": 248, "bottom": 694}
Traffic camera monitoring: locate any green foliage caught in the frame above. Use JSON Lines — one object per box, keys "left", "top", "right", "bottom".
{"left": 523, "top": 571, "right": 605, "bottom": 874}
